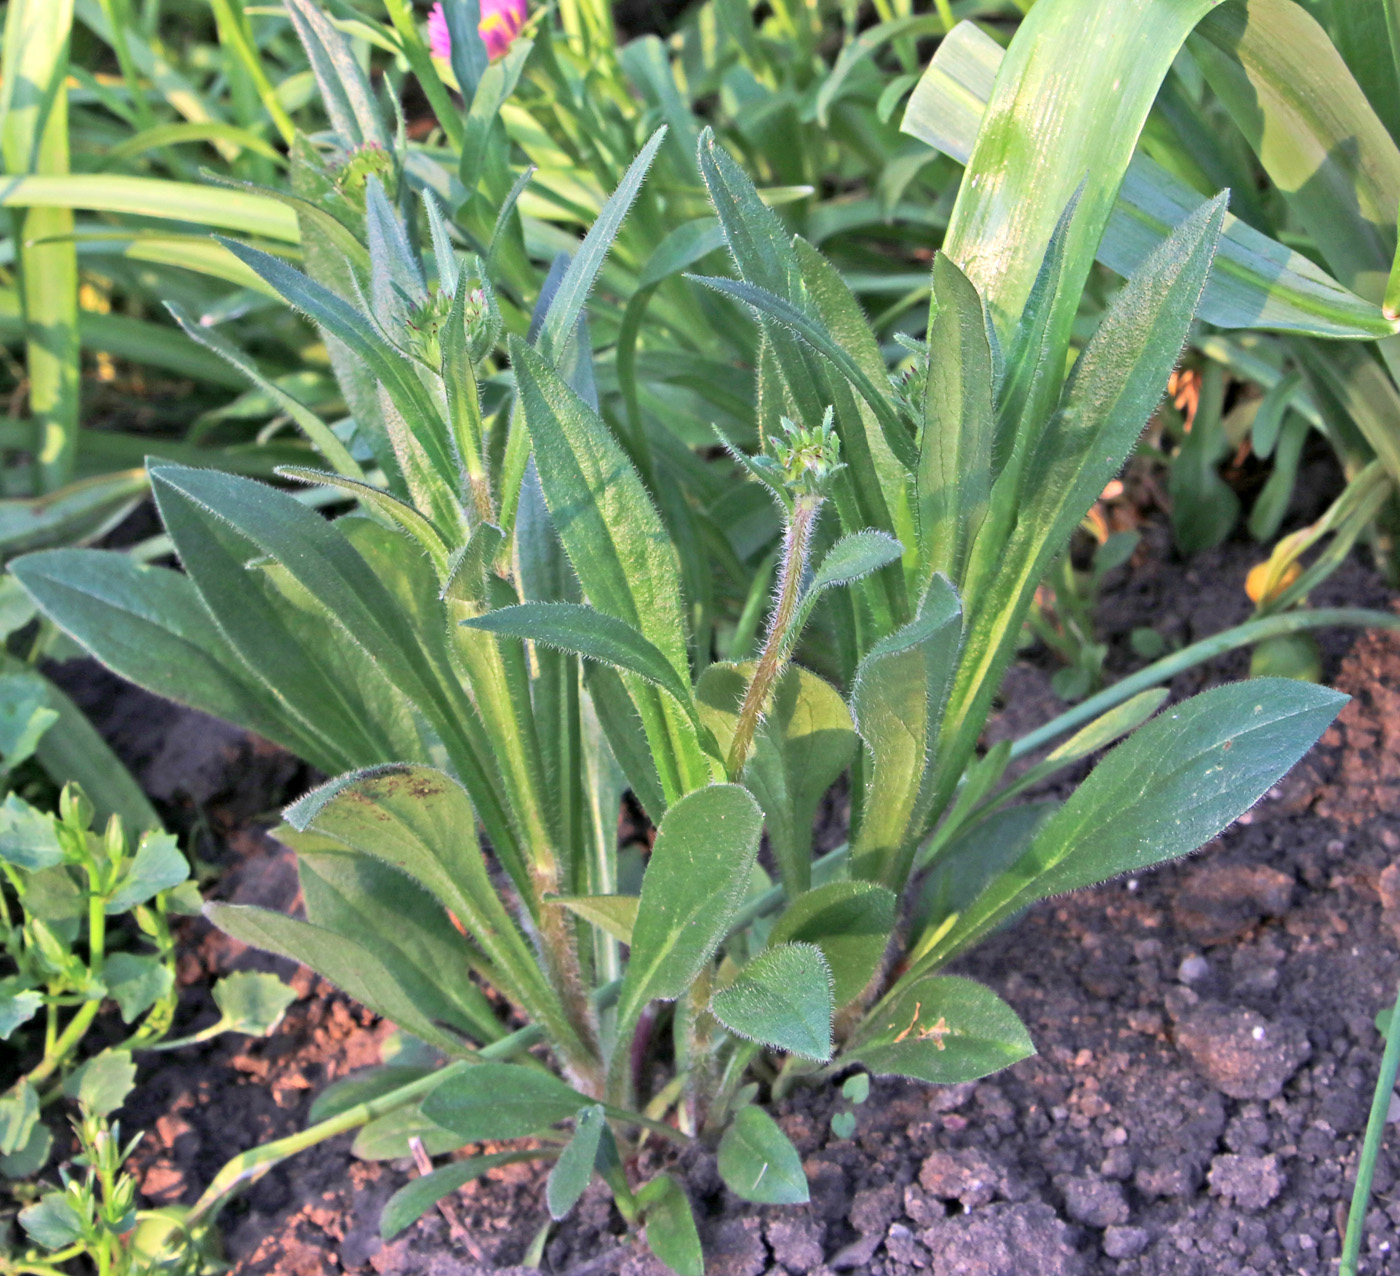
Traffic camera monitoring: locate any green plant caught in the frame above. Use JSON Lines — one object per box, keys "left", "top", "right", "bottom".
{"left": 0, "top": 687, "right": 294, "bottom": 1274}
{"left": 10, "top": 1, "right": 1400, "bottom": 1271}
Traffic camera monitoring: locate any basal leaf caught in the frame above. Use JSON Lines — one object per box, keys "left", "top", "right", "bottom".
{"left": 849, "top": 974, "right": 1034, "bottom": 1084}
{"left": 638, "top": 1174, "right": 703, "bottom": 1276}
{"left": 716, "top": 1105, "right": 809, "bottom": 1205}
{"left": 547, "top": 1105, "right": 606, "bottom": 1220}
{"left": 710, "top": 942, "right": 834, "bottom": 1062}
{"left": 617, "top": 784, "right": 762, "bottom": 1029}
{"left": 421, "top": 1063, "right": 586, "bottom": 1143}
{"left": 916, "top": 680, "right": 1345, "bottom": 974}
{"left": 380, "top": 1149, "right": 549, "bottom": 1240}
{"left": 769, "top": 880, "right": 897, "bottom": 1008}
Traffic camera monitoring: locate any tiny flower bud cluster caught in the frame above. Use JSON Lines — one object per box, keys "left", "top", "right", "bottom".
{"left": 768, "top": 406, "right": 844, "bottom": 499}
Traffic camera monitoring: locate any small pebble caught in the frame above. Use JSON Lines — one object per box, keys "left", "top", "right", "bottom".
{"left": 1178, "top": 955, "right": 1210, "bottom": 984}
{"left": 1103, "top": 1225, "right": 1151, "bottom": 1259}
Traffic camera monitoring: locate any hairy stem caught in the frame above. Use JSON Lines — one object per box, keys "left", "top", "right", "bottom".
{"left": 728, "top": 496, "right": 820, "bottom": 777}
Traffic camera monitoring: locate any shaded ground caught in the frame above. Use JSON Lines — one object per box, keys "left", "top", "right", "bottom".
{"left": 34, "top": 528, "right": 1400, "bottom": 1276}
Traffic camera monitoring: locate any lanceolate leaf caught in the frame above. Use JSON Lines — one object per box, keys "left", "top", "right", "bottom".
{"left": 547, "top": 1106, "right": 606, "bottom": 1220}
{"left": 617, "top": 784, "right": 763, "bottom": 1030}
{"left": 913, "top": 680, "right": 1345, "bottom": 975}
{"left": 537, "top": 128, "right": 668, "bottom": 362}
{"left": 710, "top": 942, "right": 834, "bottom": 1061}
{"left": 849, "top": 974, "right": 1034, "bottom": 1084}
{"left": 10, "top": 549, "right": 346, "bottom": 773}
{"left": 903, "top": 15, "right": 1398, "bottom": 339}
{"left": 462, "top": 602, "right": 698, "bottom": 722}
{"left": 943, "top": 196, "right": 1226, "bottom": 808}
{"left": 511, "top": 338, "right": 707, "bottom": 799}
{"left": 283, "top": 765, "right": 587, "bottom": 1066}
{"left": 204, "top": 903, "right": 470, "bottom": 1055}
{"left": 918, "top": 253, "right": 994, "bottom": 588}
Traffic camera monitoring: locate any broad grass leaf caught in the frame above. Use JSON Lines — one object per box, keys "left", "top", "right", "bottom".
{"left": 717, "top": 1106, "right": 809, "bottom": 1205}
{"left": 936, "top": 0, "right": 1233, "bottom": 345}
{"left": 849, "top": 974, "right": 1034, "bottom": 1084}
{"left": 710, "top": 942, "right": 834, "bottom": 1062}
{"left": 617, "top": 784, "right": 762, "bottom": 1028}
{"left": 902, "top": 19, "right": 1396, "bottom": 339}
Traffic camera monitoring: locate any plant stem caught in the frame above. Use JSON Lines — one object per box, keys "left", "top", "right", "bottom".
{"left": 728, "top": 495, "right": 820, "bottom": 777}
{"left": 1341, "top": 973, "right": 1400, "bottom": 1276}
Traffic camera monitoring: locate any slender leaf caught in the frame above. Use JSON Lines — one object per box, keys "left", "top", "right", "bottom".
{"left": 547, "top": 1105, "right": 606, "bottom": 1219}
{"left": 421, "top": 1063, "right": 586, "bottom": 1143}
{"left": 381, "top": 1150, "right": 549, "bottom": 1240}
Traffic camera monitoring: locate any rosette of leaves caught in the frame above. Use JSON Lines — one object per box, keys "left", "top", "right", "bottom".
{"left": 6, "top": 2, "right": 1375, "bottom": 1272}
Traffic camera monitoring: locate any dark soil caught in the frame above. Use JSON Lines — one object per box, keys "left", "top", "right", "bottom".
{"left": 37, "top": 524, "right": 1400, "bottom": 1276}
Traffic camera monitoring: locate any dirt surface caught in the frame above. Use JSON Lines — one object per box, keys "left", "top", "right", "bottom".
{"left": 27, "top": 525, "right": 1400, "bottom": 1276}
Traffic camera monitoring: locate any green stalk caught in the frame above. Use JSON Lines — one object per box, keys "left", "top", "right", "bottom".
{"left": 727, "top": 495, "right": 820, "bottom": 777}
{"left": 188, "top": 978, "right": 627, "bottom": 1226}
{"left": 1341, "top": 975, "right": 1400, "bottom": 1276}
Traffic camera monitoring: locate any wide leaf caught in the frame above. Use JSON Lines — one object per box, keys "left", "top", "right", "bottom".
{"left": 849, "top": 974, "right": 1035, "bottom": 1084}
{"left": 617, "top": 784, "right": 762, "bottom": 1030}
{"left": 709, "top": 942, "right": 834, "bottom": 1062}
{"left": 716, "top": 1105, "right": 809, "bottom": 1205}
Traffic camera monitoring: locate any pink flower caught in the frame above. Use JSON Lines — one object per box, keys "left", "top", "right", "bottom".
{"left": 428, "top": 0, "right": 527, "bottom": 62}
